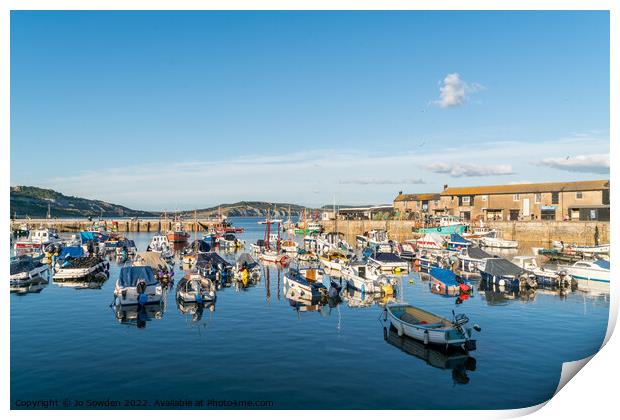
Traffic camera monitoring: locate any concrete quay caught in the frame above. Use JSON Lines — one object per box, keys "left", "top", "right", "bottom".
{"left": 10, "top": 218, "right": 217, "bottom": 233}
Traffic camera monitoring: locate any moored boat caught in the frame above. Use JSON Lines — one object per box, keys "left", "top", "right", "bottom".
{"left": 478, "top": 257, "right": 536, "bottom": 289}
{"left": 176, "top": 272, "right": 216, "bottom": 303}
{"left": 167, "top": 220, "right": 191, "bottom": 243}
{"left": 10, "top": 255, "right": 51, "bottom": 286}
{"left": 113, "top": 266, "right": 163, "bottom": 306}
{"left": 384, "top": 303, "right": 480, "bottom": 350}
{"left": 429, "top": 267, "right": 473, "bottom": 296}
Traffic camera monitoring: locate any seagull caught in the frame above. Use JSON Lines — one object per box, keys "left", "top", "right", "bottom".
{"left": 566, "top": 155, "right": 570, "bottom": 160}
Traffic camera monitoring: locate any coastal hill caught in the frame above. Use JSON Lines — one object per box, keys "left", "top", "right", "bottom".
{"left": 10, "top": 186, "right": 321, "bottom": 219}
{"left": 177, "top": 202, "right": 317, "bottom": 218}
{"left": 10, "top": 186, "right": 156, "bottom": 219}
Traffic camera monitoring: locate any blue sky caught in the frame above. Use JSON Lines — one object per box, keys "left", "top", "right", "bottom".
{"left": 11, "top": 11, "right": 609, "bottom": 210}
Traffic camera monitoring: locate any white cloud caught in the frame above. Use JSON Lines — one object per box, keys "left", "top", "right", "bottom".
{"left": 435, "top": 73, "right": 484, "bottom": 108}
{"left": 538, "top": 154, "right": 610, "bottom": 174}
{"left": 339, "top": 177, "right": 425, "bottom": 185}
{"left": 425, "top": 163, "right": 514, "bottom": 177}
{"left": 21, "top": 133, "right": 607, "bottom": 209}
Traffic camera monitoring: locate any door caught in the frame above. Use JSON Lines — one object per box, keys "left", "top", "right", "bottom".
{"left": 522, "top": 198, "right": 530, "bottom": 219}
{"left": 509, "top": 210, "right": 519, "bottom": 221}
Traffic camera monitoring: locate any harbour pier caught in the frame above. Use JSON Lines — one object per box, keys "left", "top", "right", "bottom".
{"left": 10, "top": 218, "right": 217, "bottom": 234}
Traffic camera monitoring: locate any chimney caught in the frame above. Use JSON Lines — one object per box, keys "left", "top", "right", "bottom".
{"left": 398, "top": 190, "right": 403, "bottom": 195}
{"left": 443, "top": 184, "right": 448, "bottom": 190}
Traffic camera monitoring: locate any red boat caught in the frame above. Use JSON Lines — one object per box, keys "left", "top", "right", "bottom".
{"left": 167, "top": 221, "right": 190, "bottom": 243}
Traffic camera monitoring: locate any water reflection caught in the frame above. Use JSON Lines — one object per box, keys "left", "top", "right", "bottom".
{"left": 53, "top": 272, "right": 110, "bottom": 290}
{"left": 340, "top": 286, "right": 396, "bottom": 308}
{"left": 10, "top": 276, "right": 49, "bottom": 295}
{"left": 284, "top": 285, "right": 341, "bottom": 317}
{"left": 112, "top": 302, "right": 164, "bottom": 328}
{"left": 177, "top": 298, "right": 216, "bottom": 322}
{"left": 383, "top": 326, "right": 477, "bottom": 385}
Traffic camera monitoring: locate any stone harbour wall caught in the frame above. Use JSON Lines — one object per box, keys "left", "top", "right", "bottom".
{"left": 319, "top": 220, "right": 610, "bottom": 245}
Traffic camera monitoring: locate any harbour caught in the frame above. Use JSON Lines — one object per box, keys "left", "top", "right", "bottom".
{"left": 10, "top": 217, "right": 610, "bottom": 409}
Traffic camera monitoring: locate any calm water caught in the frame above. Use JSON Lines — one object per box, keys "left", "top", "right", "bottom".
{"left": 10, "top": 218, "right": 609, "bottom": 409}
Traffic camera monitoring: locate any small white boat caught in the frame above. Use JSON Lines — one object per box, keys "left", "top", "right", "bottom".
{"left": 385, "top": 304, "right": 480, "bottom": 350}
{"left": 340, "top": 263, "right": 395, "bottom": 295}
{"left": 510, "top": 256, "right": 573, "bottom": 287}
{"left": 176, "top": 272, "right": 216, "bottom": 303}
{"left": 147, "top": 234, "right": 173, "bottom": 258}
{"left": 114, "top": 266, "right": 163, "bottom": 306}
{"left": 552, "top": 241, "right": 610, "bottom": 254}
{"left": 259, "top": 249, "right": 288, "bottom": 264}
{"left": 456, "top": 247, "right": 492, "bottom": 273}
{"left": 367, "top": 252, "right": 409, "bottom": 274}
{"left": 479, "top": 236, "right": 518, "bottom": 249}
{"left": 283, "top": 266, "right": 328, "bottom": 300}
{"left": 560, "top": 260, "right": 610, "bottom": 285}
{"left": 218, "top": 233, "right": 245, "bottom": 248}
{"left": 10, "top": 256, "right": 51, "bottom": 286}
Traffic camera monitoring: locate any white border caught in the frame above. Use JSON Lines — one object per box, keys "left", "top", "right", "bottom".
{"left": 2, "top": 2, "right": 617, "bottom": 419}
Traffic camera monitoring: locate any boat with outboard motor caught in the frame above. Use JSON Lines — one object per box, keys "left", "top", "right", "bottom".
{"left": 176, "top": 272, "right": 216, "bottom": 303}
{"left": 340, "top": 262, "right": 396, "bottom": 295}
{"left": 511, "top": 256, "right": 574, "bottom": 287}
{"left": 559, "top": 259, "right": 610, "bottom": 284}
{"left": 133, "top": 251, "right": 175, "bottom": 287}
{"left": 479, "top": 232, "right": 518, "bottom": 249}
{"left": 384, "top": 303, "right": 480, "bottom": 350}
{"left": 283, "top": 263, "right": 329, "bottom": 300}
{"left": 232, "top": 253, "right": 261, "bottom": 282}
{"left": 319, "top": 251, "right": 350, "bottom": 272}
{"left": 113, "top": 266, "right": 163, "bottom": 306}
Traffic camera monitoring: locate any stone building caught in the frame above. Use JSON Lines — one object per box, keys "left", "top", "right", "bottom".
{"left": 439, "top": 180, "right": 609, "bottom": 222}
{"left": 393, "top": 192, "right": 443, "bottom": 219}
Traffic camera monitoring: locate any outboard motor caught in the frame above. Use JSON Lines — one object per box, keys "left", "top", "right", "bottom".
{"left": 136, "top": 280, "right": 148, "bottom": 306}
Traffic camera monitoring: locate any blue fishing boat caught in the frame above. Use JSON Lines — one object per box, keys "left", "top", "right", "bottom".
{"left": 446, "top": 234, "right": 471, "bottom": 251}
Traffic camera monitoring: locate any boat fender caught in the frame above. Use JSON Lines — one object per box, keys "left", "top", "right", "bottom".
{"left": 437, "top": 227, "right": 442, "bottom": 232}
{"left": 196, "top": 293, "right": 203, "bottom": 304}
{"left": 423, "top": 330, "right": 429, "bottom": 345}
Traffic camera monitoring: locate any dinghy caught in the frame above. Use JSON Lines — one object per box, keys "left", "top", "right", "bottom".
{"left": 552, "top": 241, "right": 609, "bottom": 254}
{"left": 385, "top": 303, "right": 479, "bottom": 350}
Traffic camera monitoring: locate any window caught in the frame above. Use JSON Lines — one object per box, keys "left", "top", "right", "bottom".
{"left": 603, "top": 189, "right": 610, "bottom": 205}
{"left": 513, "top": 194, "right": 520, "bottom": 201}
{"left": 541, "top": 208, "right": 556, "bottom": 220}
{"left": 535, "top": 193, "right": 541, "bottom": 203}
{"left": 551, "top": 192, "right": 559, "bottom": 204}
{"left": 480, "top": 195, "right": 488, "bottom": 202}
{"left": 576, "top": 192, "right": 583, "bottom": 199}
{"left": 462, "top": 196, "right": 471, "bottom": 205}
